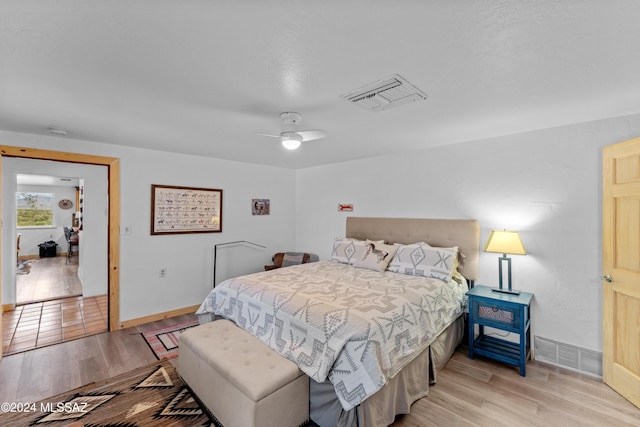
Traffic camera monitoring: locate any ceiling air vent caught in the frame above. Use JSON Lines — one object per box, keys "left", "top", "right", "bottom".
{"left": 340, "top": 74, "right": 427, "bottom": 112}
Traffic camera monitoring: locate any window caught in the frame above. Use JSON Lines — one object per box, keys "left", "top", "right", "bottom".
{"left": 17, "top": 192, "right": 54, "bottom": 227}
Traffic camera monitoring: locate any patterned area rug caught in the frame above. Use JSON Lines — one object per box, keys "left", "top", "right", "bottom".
{"left": 143, "top": 320, "right": 200, "bottom": 360}
{"left": 2, "top": 360, "right": 216, "bottom": 426}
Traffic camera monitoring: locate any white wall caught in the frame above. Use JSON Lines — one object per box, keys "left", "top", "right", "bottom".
{"left": 0, "top": 130, "right": 297, "bottom": 322}
{"left": 295, "top": 113, "right": 640, "bottom": 353}
{"left": 4, "top": 112, "right": 639, "bottom": 349}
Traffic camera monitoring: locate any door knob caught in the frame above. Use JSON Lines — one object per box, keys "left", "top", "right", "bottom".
{"left": 601, "top": 274, "right": 613, "bottom": 283}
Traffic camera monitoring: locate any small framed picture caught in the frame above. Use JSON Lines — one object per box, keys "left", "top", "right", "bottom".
{"left": 338, "top": 203, "right": 353, "bottom": 212}
{"left": 252, "top": 199, "right": 270, "bottom": 215}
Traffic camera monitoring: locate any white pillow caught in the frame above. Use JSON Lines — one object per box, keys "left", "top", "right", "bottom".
{"left": 353, "top": 242, "right": 399, "bottom": 272}
{"left": 388, "top": 242, "right": 458, "bottom": 282}
{"left": 330, "top": 238, "right": 367, "bottom": 264}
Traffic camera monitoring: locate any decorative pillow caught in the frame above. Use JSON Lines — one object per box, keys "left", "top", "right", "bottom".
{"left": 330, "top": 238, "right": 367, "bottom": 264}
{"left": 419, "top": 241, "right": 466, "bottom": 273}
{"left": 282, "top": 252, "right": 305, "bottom": 267}
{"left": 388, "top": 242, "right": 459, "bottom": 282}
{"left": 353, "top": 242, "right": 399, "bottom": 272}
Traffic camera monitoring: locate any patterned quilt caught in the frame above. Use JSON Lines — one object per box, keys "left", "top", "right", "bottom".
{"left": 196, "top": 261, "right": 467, "bottom": 410}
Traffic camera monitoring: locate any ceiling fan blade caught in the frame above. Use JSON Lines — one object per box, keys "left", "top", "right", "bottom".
{"left": 255, "top": 132, "right": 281, "bottom": 138}
{"left": 297, "top": 130, "right": 327, "bottom": 142}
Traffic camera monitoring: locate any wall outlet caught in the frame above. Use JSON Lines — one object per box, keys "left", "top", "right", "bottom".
{"left": 159, "top": 268, "right": 167, "bottom": 277}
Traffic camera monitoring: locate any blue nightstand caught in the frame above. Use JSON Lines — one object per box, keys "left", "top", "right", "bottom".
{"left": 467, "top": 285, "right": 534, "bottom": 376}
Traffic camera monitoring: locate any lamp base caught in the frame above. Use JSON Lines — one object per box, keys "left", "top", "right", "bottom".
{"left": 491, "top": 287, "right": 521, "bottom": 295}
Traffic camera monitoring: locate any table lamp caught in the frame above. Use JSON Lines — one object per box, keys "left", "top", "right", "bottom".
{"left": 484, "top": 230, "right": 527, "bottom": 295}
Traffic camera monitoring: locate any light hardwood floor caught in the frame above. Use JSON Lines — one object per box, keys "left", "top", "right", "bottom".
{"left": 0, "top": 314, "right": 193, "bottom": 403}
{"left": 393, "top": 350, "right": 640, "bottom": 426}
{"left": 16, "top": 256, "right": 82, "bottom": 305}
{"left": 0, "top": 318, "right": 638, "bottom": 426}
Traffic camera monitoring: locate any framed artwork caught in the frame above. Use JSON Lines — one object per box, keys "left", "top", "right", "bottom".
{"left": 151, "top": 184, "right": 222, "bottom": 235}
{"left": 252, "top": 199, "right": 270, "bottom": 215}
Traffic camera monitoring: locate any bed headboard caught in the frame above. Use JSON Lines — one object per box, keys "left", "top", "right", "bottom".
{"left": 345, "top": 217, "right": 480, "bottom": 281}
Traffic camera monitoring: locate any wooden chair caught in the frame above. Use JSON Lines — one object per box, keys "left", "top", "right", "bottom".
{"left": 16, "top": 233, "right": 21, "bottom": 264}
{"left": 264, "top": 252, "right": 310, "bottom": 271}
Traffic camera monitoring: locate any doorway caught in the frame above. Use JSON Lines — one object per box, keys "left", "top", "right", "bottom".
{"left": 0, "top": 145, "right": 121, "bottom": 362}
{"left": 15, "top": 174, "right": 85, "bottom": 305}
{"left": 5, "top": 168, "right": 109, "bottom": 354}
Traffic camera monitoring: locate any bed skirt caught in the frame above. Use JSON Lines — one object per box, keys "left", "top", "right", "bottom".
{"left": 310, "top": 315, "right": 465, "bottom": 427}
{"left": 196, "top": 313, "right": 465, "bottom": 427}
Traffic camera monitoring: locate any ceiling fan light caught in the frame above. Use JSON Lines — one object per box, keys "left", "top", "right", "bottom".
{"left": 281, "top": 135, "right": 302, "bottom": 150}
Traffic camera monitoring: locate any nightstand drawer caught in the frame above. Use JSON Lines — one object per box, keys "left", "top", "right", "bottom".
{"left": 471, "top": 299, "right": 520, "bottom": 328}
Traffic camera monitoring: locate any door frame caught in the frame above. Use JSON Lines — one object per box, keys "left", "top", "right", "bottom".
{"left": 0, "top": 145, "right": 121, "bottom": 338}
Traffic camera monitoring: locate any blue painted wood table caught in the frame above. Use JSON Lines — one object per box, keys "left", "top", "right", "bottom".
{"left": 467, "top": 285, "right": 534, "bottom": 376}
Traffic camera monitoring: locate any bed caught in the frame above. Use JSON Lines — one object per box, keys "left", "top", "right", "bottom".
{"left": 196, "top": 217, "right": 480, "bottom": 427}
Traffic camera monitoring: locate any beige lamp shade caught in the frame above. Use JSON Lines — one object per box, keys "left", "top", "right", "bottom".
{"left": 484, "top": 230, "right": 527, "bottom": 255}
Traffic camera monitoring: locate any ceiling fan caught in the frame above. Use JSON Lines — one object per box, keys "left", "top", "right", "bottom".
{"left": 256, "top": 112, "right": 327, "bottom": 150}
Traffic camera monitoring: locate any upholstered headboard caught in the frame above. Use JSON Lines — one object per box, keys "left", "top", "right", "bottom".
{"left": 345, "top": 217, "right": 480, "bottom": 281}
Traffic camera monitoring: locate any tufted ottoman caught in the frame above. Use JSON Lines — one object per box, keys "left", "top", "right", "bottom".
{"left": 178, "top": 319, "right": 309, "bottom": 427}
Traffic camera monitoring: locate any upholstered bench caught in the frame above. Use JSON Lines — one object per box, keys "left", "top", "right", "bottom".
{"left": 178, "top": 319, "right": 309, "bottom": 427}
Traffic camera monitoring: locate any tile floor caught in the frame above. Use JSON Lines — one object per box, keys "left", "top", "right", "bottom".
{"left": 2, "top": 295, "right": 108, "bottom": 355}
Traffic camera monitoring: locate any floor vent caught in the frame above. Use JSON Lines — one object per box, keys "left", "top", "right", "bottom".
{"left": 534, "top": 336, "right": 602, "bottom": 378}
{"left": 340, "top": 74, "right": 427, "bottom": 112}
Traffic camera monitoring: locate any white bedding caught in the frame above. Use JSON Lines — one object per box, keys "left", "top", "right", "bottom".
{"left": 196, "top": 260, "right": 467, "bottom": 410}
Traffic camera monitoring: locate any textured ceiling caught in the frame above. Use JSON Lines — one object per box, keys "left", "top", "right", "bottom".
{"left": 1, "top": 1, "right": 639, "bottom": 169}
